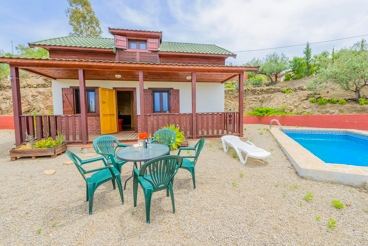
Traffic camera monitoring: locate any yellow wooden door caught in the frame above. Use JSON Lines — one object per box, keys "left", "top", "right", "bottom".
{"left": 99, "top": 88, "right": 118, "bottom": 134}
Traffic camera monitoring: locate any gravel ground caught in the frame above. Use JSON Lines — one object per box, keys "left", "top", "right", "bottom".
{"left": 0, "top": 125, "right": 367, "bottom": 245}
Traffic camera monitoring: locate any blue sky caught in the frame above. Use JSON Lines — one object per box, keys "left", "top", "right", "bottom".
{"left": 1, "top": 0, "right": 368, "bottom": 65}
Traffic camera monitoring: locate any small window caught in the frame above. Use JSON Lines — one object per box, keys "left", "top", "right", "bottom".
{"left": 75, "top": 89, "right": 97, "bottom": 114}
{"left": 153, "top": 91, "right": 169, "bottom": 113}
{"left": 128, "top": 40, "right": 147, "bottom": 50}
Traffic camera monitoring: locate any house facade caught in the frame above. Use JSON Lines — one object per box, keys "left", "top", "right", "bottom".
{"left": 0, "top": 28, "right": 258, "bottom": 145}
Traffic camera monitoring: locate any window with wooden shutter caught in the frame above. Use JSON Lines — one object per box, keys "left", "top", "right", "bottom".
{"left": 147, "top": 38, "right": 159, "bottom": 51}
{"left": 62, "top": 88, "right": 75, "bottom": 115}
{"left": 144, "top": 89, "right": 153, "bottom": 114}
{"left": 115, "top": 35, "right": 127, "bottom": 49}
{"left": 169, "top": 89, "right": 180, "bottom": 113}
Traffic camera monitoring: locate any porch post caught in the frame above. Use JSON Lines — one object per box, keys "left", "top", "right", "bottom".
{"left": 10, "top": 66, "right": 22, "bottom": 146}
{"left": 239, "top": 72, "right": 245, "bottom": 137}
{"left": 139, "top": 71, "right": 145, "bottom": 132}
{"left": 78, "top": 69, "right": 88, "bottom": 144}
{"left": 191, "top": 72, "right": 197, "bottom": 139}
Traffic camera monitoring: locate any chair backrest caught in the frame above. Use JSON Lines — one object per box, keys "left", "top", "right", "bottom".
{"left": 193, "top": 138, "right": 205, "bottom": 164}
{"left": 153, "top": 129, "right": 176, "bottom": 148}
{"left": 138, "top": 155, "right": 183, "bottom": 191}
{"left": 93, "top": 135, "right": 120, "bottom": 160}
{"left": 66, "top": 150, "right": 87, "bottom": 180}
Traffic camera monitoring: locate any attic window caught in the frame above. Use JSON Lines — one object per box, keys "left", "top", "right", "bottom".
{"left": 128, "top": 40, "right": 147, "bottom": 50}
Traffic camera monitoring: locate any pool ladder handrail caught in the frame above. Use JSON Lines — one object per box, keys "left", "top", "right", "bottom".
{"left": 270, "top": 119, "right": 283, "bottom": 129}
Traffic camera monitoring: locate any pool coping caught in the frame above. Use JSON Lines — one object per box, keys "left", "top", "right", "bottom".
{"left": 270, "top": 127, "right": 368, "bottom": 188}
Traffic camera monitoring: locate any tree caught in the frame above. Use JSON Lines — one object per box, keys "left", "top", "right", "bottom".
{"left": 288, "top": 57, "right": 306, "bottom": 80}
{"left": 303, "top": 42, "right": 313, "bottom": 76}
{"left": 307, "top": 48, "right": 368, "bottom": 100}
{"left": 351, "top": 39, "right": 368, "bottom": 51}
{"left": 66, "top": 0, "right": 102, "bottom": 37}
{"left": 16, "top": 44, "right": 49, "bottom": 58}
{"left": 257, "top": 53, "right": 289, "bottom": 84}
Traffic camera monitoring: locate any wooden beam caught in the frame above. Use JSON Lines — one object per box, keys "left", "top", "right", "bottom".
{"left": 20, "top": 68, "right": 56, "bottom": 80}
{"left": 239, "top": 73, "right": 245, "bottom": 137}
{"left": 10, "top": 66, "right": 22, "bottom": 146}
{"left": 139, "top": 71, "right": 145, "bottom": 132}
{"left": 78, "top": 69, "right": 88, "bottom": 144}
{"left": 191, "top": 72, "right": 197, "bottom": 139}
{"left": 1, "top": 57, "right": 259, "bottom": 73}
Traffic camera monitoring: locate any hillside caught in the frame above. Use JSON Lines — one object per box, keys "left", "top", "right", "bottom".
{"left": 0, "top": 75, "right": 367, "bottom": 115}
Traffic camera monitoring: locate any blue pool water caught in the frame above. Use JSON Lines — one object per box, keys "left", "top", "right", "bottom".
{"left": 282, "top": 130, "right": 368, "bottom": 167}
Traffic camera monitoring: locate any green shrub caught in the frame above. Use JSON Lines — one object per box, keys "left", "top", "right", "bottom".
{"left": 282, "top": 89, "right": 293, "bottom": 94}
{"left": 309, "top": 98, "right": 316, "bottom": 103}
{"left": 358, "top": 98, "right": 368, "bottom": 105}
{"left": 329, "top": 98, "right": 337, "bottom": 104}
{"left": 317, "top": 97, "right": 328, "bottom": 105}
{"left": 332, "top": 200, "right": 344, "bottom": 209}
{"left": 338, "top": 99, "right": 346, "bottom": 105}
{"left": 250, "top": 77, "right": 263, "bottom": 86}
{"left": 225, "top": 83, "right": 235, "bottom": 89}
{"left": 246, "top": 107, "right": 295, "bottom": 117}
{"left": 34, "top": 138, "right": 61, "bottom": 148}
{"left": 161, "top": 124, "right": 185, "bottom": 150}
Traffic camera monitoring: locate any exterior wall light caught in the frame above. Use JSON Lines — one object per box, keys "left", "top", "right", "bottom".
{"left": 115, "top": 74, "right": 121, "bottom": 79}
{"left": 186, "top": 75, "right": 191, "bottom": 80}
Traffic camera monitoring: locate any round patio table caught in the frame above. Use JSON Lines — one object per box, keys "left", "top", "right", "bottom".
{"left": 116, "top": 144, "right": 170, "bottom": 189}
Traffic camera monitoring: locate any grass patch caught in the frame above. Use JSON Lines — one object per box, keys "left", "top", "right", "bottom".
{"left": 332, "top": 200, "right": 344, "bottom": 209}
{"left": 327, "top": 218, "right": 337, "bottom": 229}
{"left": 304, "top": 192, "right": 314, "bottom": 202}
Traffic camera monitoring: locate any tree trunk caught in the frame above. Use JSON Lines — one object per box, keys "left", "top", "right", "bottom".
{"left": 355, "top": 90, "right": 361, "bottom": 100}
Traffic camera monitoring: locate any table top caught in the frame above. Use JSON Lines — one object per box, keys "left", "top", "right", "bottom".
{"left": 116, "top": 144, "right": 170, "bottom": 162}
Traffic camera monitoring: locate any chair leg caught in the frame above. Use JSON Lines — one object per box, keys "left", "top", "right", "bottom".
{"left": 133, "top": 174, "right": 138, "bottom": 207}
{"left": 86, "top": 184, "right": 89, "bottom": 202}
{"left": 115, "top": 176, "right": 124, "bottom": 204}
{"left": 111, "top": 179, "right": 116, "bottom": 189}
{"left": 87, "top": 185, "right": 95, "bottom": 215}
{"left": 168, "top": 184, "right": 175, "bottom": 214}
{"left": 144, "top": 190, "right": 153, "bottom": 223}
{"left": 190, "top": 168, "right": 196, "bottom": 189}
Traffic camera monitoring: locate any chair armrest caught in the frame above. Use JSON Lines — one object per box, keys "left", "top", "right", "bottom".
{"left": 84, "top": 165, "right": 110, "bottom": 174}
{"left": 178, "top": 147, "right": 196, "bottom": 155}
{"left": 80, "top": 156, "right": 107, "bottom": 165}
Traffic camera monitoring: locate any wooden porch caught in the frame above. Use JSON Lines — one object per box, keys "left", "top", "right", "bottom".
{"left": 19, "top": 111, "right": 241, "bottom": 144}
{"left": 1, "top": 58, "right": 258, "bottom": 146}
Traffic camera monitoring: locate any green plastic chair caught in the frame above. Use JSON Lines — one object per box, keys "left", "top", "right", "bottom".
{"left": 93, "top": 135, "right": 130, "bottom": 173}
{"left": 152, "top": 128, "right": 176, "bottom": 150}
{"left": 133, "top": 155, "right": 183, "bottom": 223}
{"left": 66, "top": 150, "right": 124, "bottom": 215}
{"left": 177, "top": 138, "right": 205, "bottom": 189}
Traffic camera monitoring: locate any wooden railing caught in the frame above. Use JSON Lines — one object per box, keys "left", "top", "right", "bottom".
{"left": 20, "top": 115, "right": 82, "bottom": 143}
{"left": 196, "top": 112, "right": 240, "bottom": 137}
{"left": 143, "top": 112, "right": 240, "bottom": 138}
{"left": 144, "top": 113, "right": 193, "bottom": 137}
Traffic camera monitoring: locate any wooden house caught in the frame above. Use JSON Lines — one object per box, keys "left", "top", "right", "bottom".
{"left": 0, "top": 28, "right": 258, "bottom": 145}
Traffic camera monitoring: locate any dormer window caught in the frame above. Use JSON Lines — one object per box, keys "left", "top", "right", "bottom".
{"left": 128, "top": 40, "right": 147, "bottom": 50}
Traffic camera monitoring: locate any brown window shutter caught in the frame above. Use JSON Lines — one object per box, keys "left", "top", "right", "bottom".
{"left": 170, "top": 89, "right": 180, "bottom": 113}
{"left": 144, "top": 89, "right": 153, "bottom": 114}
{"left": 62, "top": 88, "right": 75, "bottom": 115}
{"left": 147, "top": 38, "right": 159, "bottom": 51}
{"left": 115, "top": 35, "right": 127, "bottom": 49}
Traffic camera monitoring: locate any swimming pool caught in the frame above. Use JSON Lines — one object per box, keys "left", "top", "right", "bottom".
{"left": 269, "top": 127, "right": 368, "bottom": 188}
{"left": 282, "top": 130, "right": 368, "bottom": 167}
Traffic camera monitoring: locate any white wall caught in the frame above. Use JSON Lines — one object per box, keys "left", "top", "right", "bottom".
{"left": 52, "top": 79, "right": 224, "bottom": 114}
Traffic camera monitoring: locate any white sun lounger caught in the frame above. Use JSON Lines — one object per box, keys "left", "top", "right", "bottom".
{"left": 221, "top": 135, "right": 271, "bottom": 164}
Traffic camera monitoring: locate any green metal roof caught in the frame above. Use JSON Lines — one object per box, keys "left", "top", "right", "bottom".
{"left": 30, "top": 36, "right": 236, "bottom": 56}
{"left": 29, "top": 36, "right": 114, "bottom": 49}
{"left": 159, "top": 42, "right": 235, "bottom": 56}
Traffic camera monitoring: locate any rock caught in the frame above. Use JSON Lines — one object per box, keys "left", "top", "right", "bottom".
{"left": 44, "top": 169, "right": 56, "bottom": 175}
{"left": 63, "top": 161, "right": 74, "bottom": 165}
